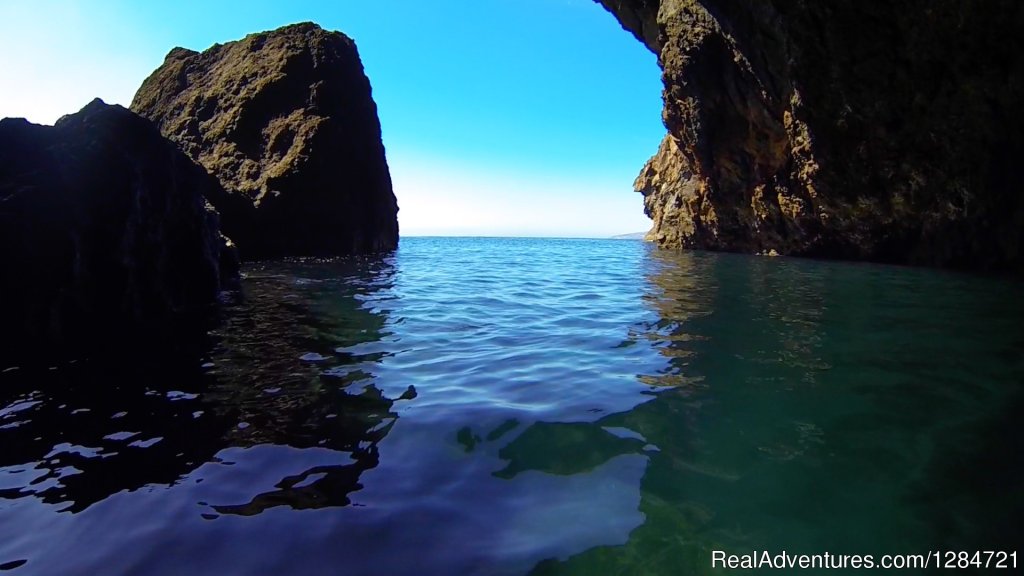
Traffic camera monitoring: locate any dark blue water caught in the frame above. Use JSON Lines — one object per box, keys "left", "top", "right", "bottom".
{"left": 1, "top": 237, "right": 1021, "bottom": 575}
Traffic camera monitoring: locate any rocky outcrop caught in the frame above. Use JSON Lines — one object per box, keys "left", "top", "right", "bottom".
{"left": 0, "top": 99, "right": 236, "bottom": 362}
{"left": 598, "top": 0, "right": 1024, "bottom": 270}
{"left": 131, "top": 22, "right": 398, "bottom": 259}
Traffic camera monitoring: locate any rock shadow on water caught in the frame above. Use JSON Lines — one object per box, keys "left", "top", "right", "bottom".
{"left": 0, "top": 257, "right": 410, "bottom": 520}
{"left": 493, "top": 422, "right": 647, "bottom": 479}
{"left": 0, "top": 359, "right": 234, "bottom": 514}
{"left": 528, "top": 249, "right": 1024, "bottom": 575}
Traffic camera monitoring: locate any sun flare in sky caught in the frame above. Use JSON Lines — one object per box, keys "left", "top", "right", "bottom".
{"left": 0, "top": 0, "right": 664, "bottom": 237}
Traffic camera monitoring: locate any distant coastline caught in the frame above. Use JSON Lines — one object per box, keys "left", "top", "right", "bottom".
{"left": 610, "top": 231, "right": 648, "bottom": 240}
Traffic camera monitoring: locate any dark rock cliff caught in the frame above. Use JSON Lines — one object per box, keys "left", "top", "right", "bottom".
{"left": 131, "top": 22, "right": 398, "bottom": 259}
{"left": 598, "top": 0, "right": 1024, "bottom": 270}
{"left": 0, "top": 99, "right": 236, "bottom": 362}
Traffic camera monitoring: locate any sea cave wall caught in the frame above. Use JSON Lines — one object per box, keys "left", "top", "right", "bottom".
{"left": 598, "top": 0, "right": 1024, "bottom": 271}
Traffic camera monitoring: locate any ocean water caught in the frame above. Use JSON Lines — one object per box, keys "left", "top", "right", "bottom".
{"left": 1, "top": 237, "right": 1021, "bottom": 575}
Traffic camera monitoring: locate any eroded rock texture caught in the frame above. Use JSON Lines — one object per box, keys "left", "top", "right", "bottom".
{"left": 132, "top": 22, "right": 398, "bottom": 259}
{"left": 0, "top": 99, "right": 235, "bottom": 362}
{"left": 599, "top": 0, "right": 1024, "bottom": 270}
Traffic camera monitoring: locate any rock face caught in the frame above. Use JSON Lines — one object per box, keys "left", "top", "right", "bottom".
{"left": 131, "top": 22, "right": 398, "bottom": 259}
{"left": 0, "top": 99, "right": 236, "bottom": 362}
{"left": 598, "top": 0, "right": 1024, "bottom": 270}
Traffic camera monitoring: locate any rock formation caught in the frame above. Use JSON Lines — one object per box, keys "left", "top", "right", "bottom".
{"left": 131, "top": 22, "right": 398, "bottom": 259}
{"left": 0, "top": 99, "right": 236, "bottom": 362}
{"left": 598, "top": 0, "right": 1024, "bottom": 270}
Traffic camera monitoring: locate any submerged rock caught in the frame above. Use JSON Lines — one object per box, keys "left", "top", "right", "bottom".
{"left": 598, "top": 0, "right": 1024, "bottom": 271}
{"left": 0, "top": 99, "right": 236, "bottom": 362}
{"left": 131, "top": 22, "right": 399, "bottom": 259}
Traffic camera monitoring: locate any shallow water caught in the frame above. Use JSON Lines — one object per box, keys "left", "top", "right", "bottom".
{"left": 1, "top": 237, "right": 1021, "bottom": 575}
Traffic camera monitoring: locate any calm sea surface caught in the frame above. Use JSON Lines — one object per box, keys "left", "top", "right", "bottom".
{"left": 1, "top": 237, "right": 1021, "bottom": 575}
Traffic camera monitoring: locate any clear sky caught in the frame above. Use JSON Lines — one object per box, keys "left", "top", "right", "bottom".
{"left": 0, "top": 0, "right": 664, "bottom": 237}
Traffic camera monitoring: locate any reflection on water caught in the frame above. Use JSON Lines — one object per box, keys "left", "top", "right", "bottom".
{"left": 1, "top": 238, "right": 1022, "bottom": 575}
{"left": 0, "top": 359, "right": 232, "bottom": 514}
{"left": 0, "top": 256, "right": 406, "bottom": 529}
{"left": 533, "top": 250, "right": 1024, "bottom": 575}
{"left": 197, "top": 260, "right": 407, "bottom": 517}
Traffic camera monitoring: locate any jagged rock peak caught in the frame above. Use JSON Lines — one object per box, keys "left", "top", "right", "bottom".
{"left": 164, "top": 46, "right": 198, "bottom": 62}
{"left": 132, "top": 21, "right": 399, "bottom": 259}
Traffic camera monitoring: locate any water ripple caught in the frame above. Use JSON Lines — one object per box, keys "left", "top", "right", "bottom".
{"left": 1, "top": 238, "right": 1021, "bottom": 575}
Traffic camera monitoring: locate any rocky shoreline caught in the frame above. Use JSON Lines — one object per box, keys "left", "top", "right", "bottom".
{"left": 4, "top": 7, "right": 1022, "bottom": 363}
{"left": 0, "top": 23, "right": 398, "bottom": 363}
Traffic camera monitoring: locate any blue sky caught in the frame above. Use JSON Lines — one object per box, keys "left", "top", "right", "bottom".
{"left": 0, "top": 0, "right": 664, "bottom": 237}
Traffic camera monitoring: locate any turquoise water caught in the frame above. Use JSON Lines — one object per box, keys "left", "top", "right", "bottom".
{"left": 1, "top": 237, "right": 1021, "bottom": 575}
